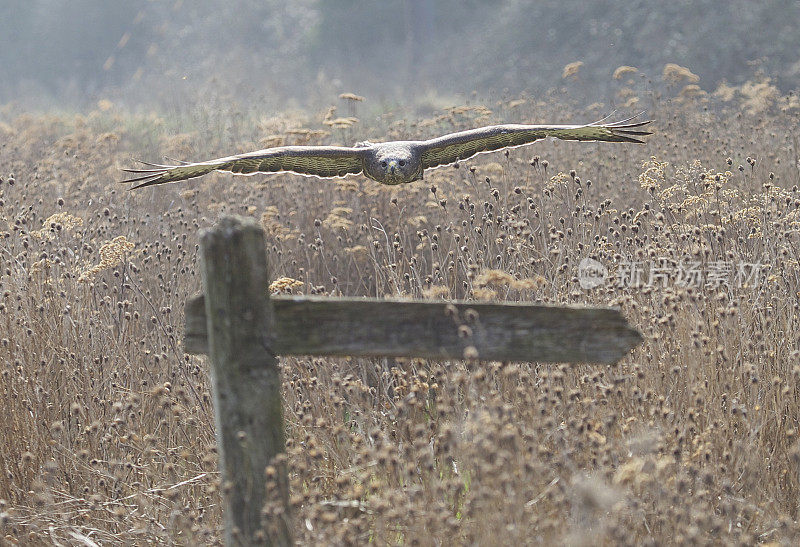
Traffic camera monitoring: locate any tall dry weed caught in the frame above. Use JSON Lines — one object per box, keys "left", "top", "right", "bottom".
{"left": 1, "top": 78, "right": 800, "bottom": 544}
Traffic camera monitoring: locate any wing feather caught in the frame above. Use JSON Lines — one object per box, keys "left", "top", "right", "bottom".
{"left": 420, "top": 116, "right": 652, "bottom": 170}
{"left": 121, "top": 146, "right": 366, "bottom": 189}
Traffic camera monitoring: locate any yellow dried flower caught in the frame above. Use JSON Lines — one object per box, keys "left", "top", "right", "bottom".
{"left": 613, "top": 65, "right": 638, "bottom": 80}
{"left": 78, "top": 235, "right": 136, "bottom": 282}
{"left": 475, "top": 269, "right": 544, "bottom": 291}
{"left": 638, "top": 157, "right": 669, "bottom": 193}
{"left": 713, "top": 82, "right": 737, "bottom": 101}
{"left": 323, "top": 207, "right": 354, "bottom": 230}
{"left": 562, "top": 61, "right": 583, "bottom": 80}
{"left": 269, "top": 276, "right": 304, "bottom": 294}
{"left": 662, "top": 63, "right": 699, "bottom": 84}
{"left": 740, "top": 78, "right": 780, "bottom": 114}
{"left": 31, "top": 212, "right": 84, "bottom": 240}
{"left": 472, "top": 287, "right": 497, "bottom": 300}
{"left": 422, "top": 285, "right": 450, "bottom": 299}
{"left": 679, "top": 84, "right": 706, "bottom": 99}
{"left": 323, "top": 117, "right": 359, "bottom": 128}
{"left": 339, "top": 93, "right": 365, "bottom": 102}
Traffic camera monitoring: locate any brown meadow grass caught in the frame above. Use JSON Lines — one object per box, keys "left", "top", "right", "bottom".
{"left": 2, "top": 79, "right": 800, "bottom": 544}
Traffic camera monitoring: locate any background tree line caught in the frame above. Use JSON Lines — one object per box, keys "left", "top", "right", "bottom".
{"left": 1, "top": 0, "right": 797, "bottom": 108}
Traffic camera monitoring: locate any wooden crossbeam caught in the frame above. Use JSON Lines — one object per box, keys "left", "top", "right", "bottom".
{"left": 185, "top": 294, "right": 641, "bottom": 364}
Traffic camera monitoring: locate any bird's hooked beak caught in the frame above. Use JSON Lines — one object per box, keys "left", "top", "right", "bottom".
{"left": 387, "top": 159, "right": 398, "bottom": 174}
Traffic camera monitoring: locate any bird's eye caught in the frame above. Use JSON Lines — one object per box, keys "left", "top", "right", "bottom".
{"left": 399, "top": 160, "right": 406, "bottom": 166}
{"left": 381, "top": 161, "right": 387, "bottom": 167}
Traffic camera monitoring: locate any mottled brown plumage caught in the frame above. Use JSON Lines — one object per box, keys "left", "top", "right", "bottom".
{"left": 122, "top": 114, "right": 652, "bottom": 188}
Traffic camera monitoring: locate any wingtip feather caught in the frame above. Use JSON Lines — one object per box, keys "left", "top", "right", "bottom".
{"left": 604, "top": 114, "right": 653, "bottom": 143}
{"left": 119, "top": 172, "right": 163, "bottom": 185}
{"left": 120, "top": 158, "right": 177, "bottom": 188}
{"left": 131, "top": 178, "right": 165, "bottom": 190}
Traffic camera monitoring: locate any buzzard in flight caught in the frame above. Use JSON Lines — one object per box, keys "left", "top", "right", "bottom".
{"left": 122, "top": 114, "right": 651, "bottom": 188}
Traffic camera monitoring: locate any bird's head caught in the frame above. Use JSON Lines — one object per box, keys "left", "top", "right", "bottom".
{"left": 364, "top": 144, "right": 421, "bottom": 185}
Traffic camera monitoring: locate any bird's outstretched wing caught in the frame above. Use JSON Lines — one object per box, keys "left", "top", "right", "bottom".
{"left": 419, "top": 115, "right": 652, "bottom": 170}
{"left": 121, "top": 146, "right": 367, "bottom": 189}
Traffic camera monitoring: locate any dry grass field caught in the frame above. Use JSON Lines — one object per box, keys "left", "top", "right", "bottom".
{"left": 2, "top": 75, "right": 800, "bottom": 544}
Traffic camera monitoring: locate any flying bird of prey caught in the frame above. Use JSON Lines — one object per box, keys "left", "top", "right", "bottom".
{"left": 122, "top": 114, "right": 651, "bottom": 188}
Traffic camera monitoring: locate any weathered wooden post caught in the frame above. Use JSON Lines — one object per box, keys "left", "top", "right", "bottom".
{"left": 199, "top": 216, "right": 290, "bottom": 546}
